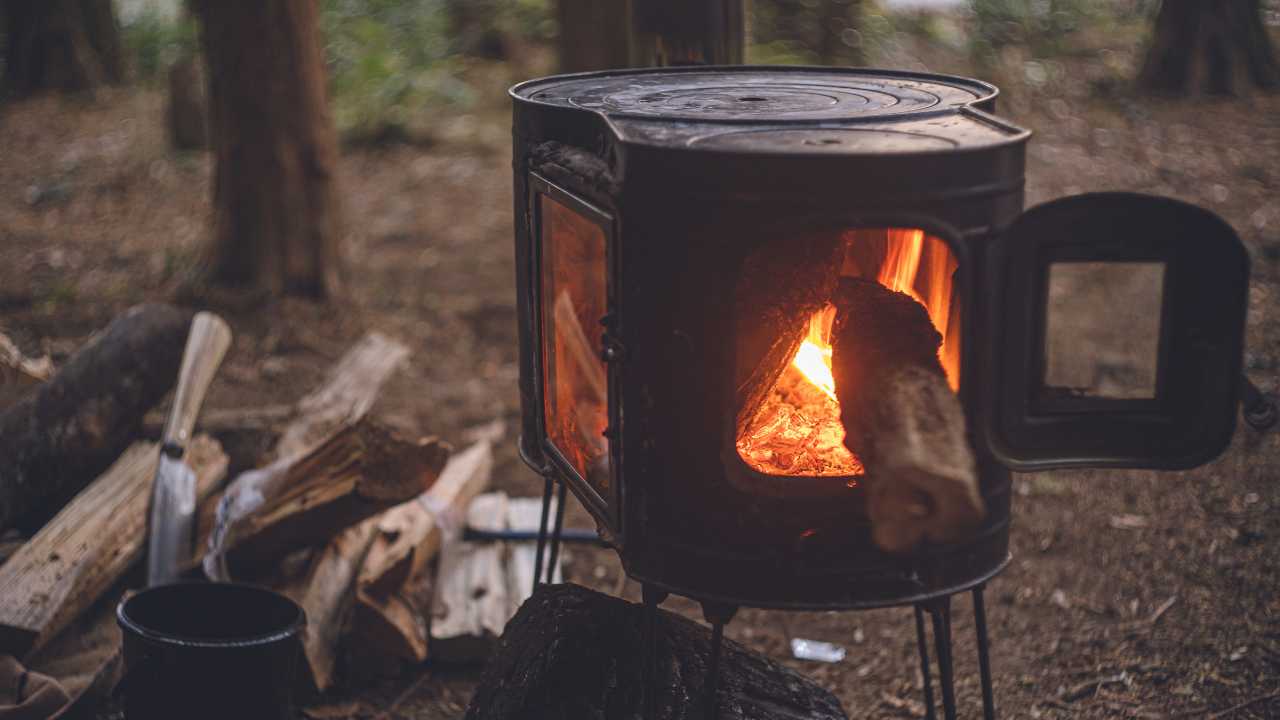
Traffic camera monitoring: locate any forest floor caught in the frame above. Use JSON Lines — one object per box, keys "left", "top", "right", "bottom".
{"left": 1, "top": 35, "right": 1279, "bottom": 720}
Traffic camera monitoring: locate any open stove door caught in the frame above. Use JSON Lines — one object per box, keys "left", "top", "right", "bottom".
{"left": 983, "top": 192, "right": 1250, "bottom": 471}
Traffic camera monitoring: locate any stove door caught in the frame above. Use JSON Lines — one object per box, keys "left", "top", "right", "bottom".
{"left": 984, "top": 192, "right": 1249, "bottom": 471}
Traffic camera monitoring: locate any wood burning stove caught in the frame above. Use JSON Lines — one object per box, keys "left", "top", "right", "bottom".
{"left": 509, "top": 67, "right": 1252, "bottom": 718}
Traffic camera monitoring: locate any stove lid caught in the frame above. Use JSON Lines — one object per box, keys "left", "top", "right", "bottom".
{"left": 511, "top": 66, "right": 1027, "bottom": 155}
{"left": 982, "top": 192, "right": 1250, "bottom": 472}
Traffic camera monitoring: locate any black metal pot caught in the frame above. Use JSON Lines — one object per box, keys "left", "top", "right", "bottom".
{"left": 116, "top": 582, "right": 305, "bottom": 720}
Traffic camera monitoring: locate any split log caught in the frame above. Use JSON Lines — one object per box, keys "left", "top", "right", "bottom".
{"left": 734, "top": 232, "right": 845, "bottom": 438}
{"left": 346, "top": 439, "right": 495, "bottom": 665}
{"left": 0, "top": 304, "right": 193, "bottom": 533}
{"left": 0, "top": 436, "right": 227, "bottom": 658}
{"left": 197, "top": 332, "right": 413, "bottom": 576}
{"left": 465, "top": 583, "right": 847, "bottom": 720}
{"left": 430, "top": 492, "right": 510, "bottom": 664}
{"left": 275, "top": 519, "right": 379, "bottom": 693}
{"left": 830, "top": 278, "right": 982, "bottom": 553}
{"left": 274, "top": 332, "right": 409, "bottom": 459}
{"left": 205, "top": 419, "right": 448, "bottom": 578}
{"left": 358, "top": 438, "right": 494, "bottom": 598}
{"left": 347, "top": 566, "right": 434, "bottom": 666}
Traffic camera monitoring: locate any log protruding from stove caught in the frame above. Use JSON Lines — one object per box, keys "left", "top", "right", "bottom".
{"left": 831, "top": 277, "right": 983, "bottom": 553}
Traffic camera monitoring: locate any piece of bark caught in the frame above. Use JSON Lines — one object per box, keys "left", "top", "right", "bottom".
{"left": 465, "top": 583, "right": 847, "bottom": 720}
{"left": 358, "top": 439, "right": 494, "bottom": 599}
{"left": 430, "top": 492, "right": 510, "bottom": 664}
{"left": 275, "top": 519, "right": 379, "bottom": 693}
{"left": 0, "top": 304, "right": 193, "bottom": 533}
{"left": 734, "top": 232, "right": 845, "bottom": 438}
{"left": 0, "top": 436, "right": 227, "bottom": 659}
{"left": 207, "top": 419, "right": 448, "bottom": 578}
{"left": 830, "top": 278, "right": 982, "bottom": 553}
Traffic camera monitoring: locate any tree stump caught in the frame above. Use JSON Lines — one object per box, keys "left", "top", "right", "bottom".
{"left": 465, "top": 583, "right": 847, "bottom": 720}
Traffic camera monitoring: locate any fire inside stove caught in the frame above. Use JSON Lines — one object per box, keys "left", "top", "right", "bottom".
{"left": 735, "top": 228, "right": 961, "bottom": 478}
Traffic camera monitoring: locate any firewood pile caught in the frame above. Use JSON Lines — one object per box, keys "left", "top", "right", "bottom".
{"left": 0, "top": 305, "right": 561, "bottom": 714}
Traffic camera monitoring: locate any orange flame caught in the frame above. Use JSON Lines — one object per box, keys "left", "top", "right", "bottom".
{"left": 737, "top": 227, "right": 961, "bottom": 478}
{"left": 791, "top": 306, "right": 837, "bottom": 401}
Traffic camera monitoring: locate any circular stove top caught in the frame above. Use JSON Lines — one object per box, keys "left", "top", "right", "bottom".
{"left": 513, "top": 67, "right": 994, "bottom": 124}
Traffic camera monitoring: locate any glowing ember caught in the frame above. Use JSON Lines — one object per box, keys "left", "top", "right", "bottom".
{"left": 737, "top": 303, "right": 863, "bottom": 477}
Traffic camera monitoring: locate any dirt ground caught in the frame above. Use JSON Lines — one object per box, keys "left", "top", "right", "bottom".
{"left": 1, "top": 39, "right": 1278, "bottom": 720}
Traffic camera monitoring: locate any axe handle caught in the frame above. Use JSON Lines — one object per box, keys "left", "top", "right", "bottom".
{"left": 162, "top": 312, "right": 232, "bottom": 448}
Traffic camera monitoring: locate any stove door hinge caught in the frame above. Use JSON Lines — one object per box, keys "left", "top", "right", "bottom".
{"left": 599, "top": 313, "right": 626, "bottom": 362}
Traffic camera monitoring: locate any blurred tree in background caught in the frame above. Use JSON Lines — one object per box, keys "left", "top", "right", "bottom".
{"left": 192, "top": 0, "right": 345, "bottom": 299}
{"left": 558, "top": 0, "right": 744, "bottom": 72}
{"left": 752, "top": 0, "right": 866, "bottom": 66}
{"left": 1139, "top": 0, "right": 1278, "bottom": 95}
{"left": 1, "top": 0, "right": 124, "bottom": 96}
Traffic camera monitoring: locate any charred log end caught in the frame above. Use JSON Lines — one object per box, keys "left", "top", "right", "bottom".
{"left": 830, "top": 278, "right": 983, "bottom": 554}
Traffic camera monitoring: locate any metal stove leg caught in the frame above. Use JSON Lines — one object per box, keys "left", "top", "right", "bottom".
{"left": 973, "top": 585, "right": 996, "bottom": 720}
{"left": 928, "top": 598, "right": 958, "bottom": 720}
{"left": 914, "top": 604, "right": 937, "bottom": 720}
{"left": 699, "top": 602, "right": 738, "bottom": 720}
{"left": 545, "top": 482, "right": 568, "bottom": 583}
{"left": 532, "top": 476, "right": 553, "bottom": 593}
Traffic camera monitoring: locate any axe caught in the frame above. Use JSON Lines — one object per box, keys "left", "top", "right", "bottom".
{"left": 146, "top": 312, "right": 232, "bottom": 587}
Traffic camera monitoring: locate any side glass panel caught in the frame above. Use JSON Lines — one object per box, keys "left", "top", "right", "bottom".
{"left": 539, "top": 194, "right": 611, "bottom": 497}
{"left": 1043, "top": 261, "right": 1165, "bottom": 400}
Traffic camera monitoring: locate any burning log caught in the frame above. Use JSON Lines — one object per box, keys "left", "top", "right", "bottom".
{"left": 830, "top": 277, "right": 983, "bottom": 553}
{"left": 465, "top": 583, "right": 847, "bottom": 720}
{"left": 0, "top": 436, "right": 228, "bottom": 658}
{"left": 733, "top": 232, "right": 845, "bottom": 438}
{"left": 0, "top": 304, "right": 193, "bottom": 533}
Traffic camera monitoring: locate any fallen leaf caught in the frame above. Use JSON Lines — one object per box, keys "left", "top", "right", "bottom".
{"left": 1109, "top": 514, "right": 1149, "bottom": 530}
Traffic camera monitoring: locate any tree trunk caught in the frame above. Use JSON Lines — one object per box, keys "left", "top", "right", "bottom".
{"left": 1, "top": 0, "right": 123, "bottom": 97}
{"left": 1139, "top": 0, "right": 1279, "bottom": 95}
{"left": 191, "top": 0, "right": 344, "bottom": 299}
{"left": 632, "top": 0, "right": 745, "bottom": 66}
{"left": 818, "top": 0, "right": 865, "bottom": 67}
{"left": 557, "top": 0, "right": 744, "bottom": 72}
{"left": 556, "top": 0, "right": 631, "bottom": 72}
